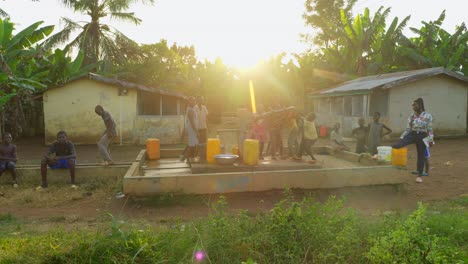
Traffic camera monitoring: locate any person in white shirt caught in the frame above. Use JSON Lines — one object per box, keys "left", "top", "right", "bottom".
{"left": 194, "top": 96, "right": 209, "bottom": 144}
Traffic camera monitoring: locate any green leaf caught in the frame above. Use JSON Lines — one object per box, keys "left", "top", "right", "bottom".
{"left": 24, "top": 25, "right": 54, "bottom": 45}
{"left": 69, "top": 50, "right": 84, "bottom": 74}
{"left": 448, "top": 45, "right": 465, "bottom": 68}
{"left": 6, "top": 21, "right": 43, "bottom": 50}
{"left": 0, "top": 93, "right": 16, "bottom": 107}
{"left": 0, "top": 18, "right": 14, "bottom": 47}
{"left": 0, "top": 72, "right": 8, "bottom": 82}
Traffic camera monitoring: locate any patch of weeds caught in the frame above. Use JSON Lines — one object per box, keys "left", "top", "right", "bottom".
{"left": 452, "top": 196, "right": 468, "bottom": 207}
{"left": 367, "top": 203, "right": 466, "bottom": 263}
{"left": 0, "top": 195, "right": 466, "bottom": 263}
{"left": 0, "top": 213, "right": 16, "bottom": 225}
{"left": 47, "top": 216, "right": 67, "bottom": 223}
{"left": 81, "top": 178, "right": 106, "bottom": 191}
{"left": 135, "top": 192, "right": 204, "bottom": 207}
{"left": 23, "top": 195, "right": 33, "bottom": 204}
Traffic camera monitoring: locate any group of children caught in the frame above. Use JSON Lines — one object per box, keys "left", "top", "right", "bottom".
{"left": 0, "top": 105, "right": 117, "bottom": 189}
{"left": 0, "top": 131, "right": 77, "bottom": 189}
{"left": 248, "top": 106, "right": 319, "bottom": 164}
{"left": 352, "top": 110, "right": 431, "bottom": 177}
{"left": 351, "top": 112, "right": 392, "bottom": 155}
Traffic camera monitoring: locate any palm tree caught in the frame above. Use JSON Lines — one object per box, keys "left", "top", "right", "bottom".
{"left": 44, "top": 0, "right": 154, "bottom": 68}
{"left": 0, "top": 8, "right": 8, "bottom": 18}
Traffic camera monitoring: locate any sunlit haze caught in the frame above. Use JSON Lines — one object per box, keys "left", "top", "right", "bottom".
{"left": 1, "top": 0, "right": 466, "bottom": 68}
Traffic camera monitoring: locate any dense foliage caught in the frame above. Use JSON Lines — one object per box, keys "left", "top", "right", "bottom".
{"left": 0, "top": 196, "right": 466, "bottom": 263}
{"left": 1, "top": 1, "right": 467, "bottom": 136}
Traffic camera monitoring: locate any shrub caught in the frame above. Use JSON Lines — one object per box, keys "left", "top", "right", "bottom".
{"left": 366, "top": 203, "right": 465, "bottom": 263}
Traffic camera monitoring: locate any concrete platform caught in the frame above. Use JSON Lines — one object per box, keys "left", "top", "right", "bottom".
{"left": 123, "top": 147, "right": 408, "bottom": 196}
{"left": 125, "top": 166, "right": 407, "bottom": 195}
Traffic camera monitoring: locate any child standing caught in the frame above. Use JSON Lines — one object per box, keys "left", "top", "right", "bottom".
{"left": 352, "top": 118, "right": 368, "bottom": 154}
{"left": 367, "top": 112, "right": 392, "bottom": 155}
{"left": 286, "top": 108, "right": 299, "bottom": 159}
{"left": 294, "top": 113, "right": 318, "bottom": 164}
{"left": 251, "top": 115, "right": 267, "bottom": 160}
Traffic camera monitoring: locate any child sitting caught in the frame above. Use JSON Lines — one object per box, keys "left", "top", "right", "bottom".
{"left": 0, "top": 132, "right": 18, "bottom": 188}
{"left": 331, "top": 123, "right": 350, "bottom": 151}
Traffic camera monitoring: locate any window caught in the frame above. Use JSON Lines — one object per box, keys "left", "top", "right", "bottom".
{"left": 312, "top": 99, "right": 319, "bottom": 113}
{"left": 331, "top": 97, "right": 343, "bottom": 115}
{"left": 351, "top": 95, "right": 364, "bottom": 116}
{"left": 138, "top": 91, "right": 183, "bottom": 116}
{"left": 162, "top": 96, "right": 178, "bottom": 115}
{"left": 369, "top": 89, "right": 388, "bottom": 116}
{"left": 317, "top": 99, "right": 330, "bottom": 113}
{"left": 344, "top": 96, "right": 352, "bottom": 116}
{"left": 139, "top": 91, "right": 160, "bottom": 115}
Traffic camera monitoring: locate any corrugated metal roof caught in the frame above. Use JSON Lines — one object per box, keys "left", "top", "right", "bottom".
{"left": 44, "top": 73, "right": 187, "bottom": 99}
{"left": 88, "top": 73, "right": 186, "bottom": 99}
{"left": 318, "top": 67, "right": 468, "bottom": 96}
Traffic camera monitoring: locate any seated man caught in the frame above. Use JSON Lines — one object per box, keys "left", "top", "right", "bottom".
{"left": 0, "top": 132, "right": 18, "bottom": 188}
{"left": 37, "top": 131, "right": 77, "bottom": 190}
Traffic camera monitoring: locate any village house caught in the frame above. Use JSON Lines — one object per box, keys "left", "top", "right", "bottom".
{"left": 309, "top": 67, "right": 468, "bottom": 137}
{"left": 42, "top": 73, "right": 186, "bottom": 145}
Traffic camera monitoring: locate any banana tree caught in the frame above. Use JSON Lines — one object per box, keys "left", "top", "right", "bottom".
{"left": 44, "top": 48, "right": 99, "bottom": 85}
{"left": 0, "top": 17, "right": 53, "bottom": 100}
{"left": 399, "top": 11, "right": 468, "bottom": 74}
{"left": 0, "top": 17, "right": 53, "bottom": 135}
{"left": 320, "top": 7, "right": 410, "bottom": 76}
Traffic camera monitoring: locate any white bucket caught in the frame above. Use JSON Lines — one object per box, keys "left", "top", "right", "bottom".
{"left": 377, "top": 146, "right": 392, "bottom": 162}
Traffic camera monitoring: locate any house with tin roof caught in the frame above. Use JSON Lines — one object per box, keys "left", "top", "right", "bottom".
{"left": 309, "top": 67, "right": 468, "bottom": 137}
{"left": 42, "top": 73, "right": 187, "bottom": 144}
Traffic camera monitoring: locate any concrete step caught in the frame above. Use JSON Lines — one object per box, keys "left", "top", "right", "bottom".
{"left": 1, "top": 164, "right": 130, "bottom": 186}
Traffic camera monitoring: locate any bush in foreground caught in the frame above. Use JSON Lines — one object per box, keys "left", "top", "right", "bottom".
{"left": 0, "top": 196, "right": 466, "bottom": 263}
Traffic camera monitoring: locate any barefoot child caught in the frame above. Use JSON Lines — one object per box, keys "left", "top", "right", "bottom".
{"left": 294, "top": 113, "right": 318, "bottom": 164}
{"left": 352, "top": 118, "right": 368, "bottom": 154}
{"left": 0, "top": 133, "right": 18, "bottom": 187}
{"left": 368, "top": 112, "right": 392, "bottom": 155}
{"left": 251, "top": 113, "right": 267, "bottom": 160}
{"left": 286, "top": 108, "right": 299, "bottom": 159}
{"left": 95, "top": 105, "right": 117, "bottom": 166}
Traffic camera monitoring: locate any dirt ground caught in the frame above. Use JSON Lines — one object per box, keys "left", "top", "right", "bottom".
{"left": 0, "top": 136, "right": 467, "bottom": 230}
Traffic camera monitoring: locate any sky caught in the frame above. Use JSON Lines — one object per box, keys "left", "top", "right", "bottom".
{"left": 1, "top": 0, "right": 467, "bottom": 68}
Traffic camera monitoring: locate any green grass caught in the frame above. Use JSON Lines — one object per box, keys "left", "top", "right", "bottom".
{"left": 0, "top": 197, "right": 466, "bottom": 264}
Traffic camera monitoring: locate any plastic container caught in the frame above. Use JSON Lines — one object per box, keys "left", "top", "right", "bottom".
{"left": 232, "top": 145, "right": 239, "bottom": 155}
{"left": 392, "top": 148, "right": 408, "bottom": 166}
{"left": 319, "top": 126, "right": 327, "bottom": 137}
{"left": 243, "top": 139, "right": 259, "bottom": 165}
{"left": 207, "top": 138, "right": 221, "bottom": 164}
{"left": 146, "top": 138, "right": 160, "bottom": 160}
{"left": 377, "top": 146, "right": 392, "bottom": 162}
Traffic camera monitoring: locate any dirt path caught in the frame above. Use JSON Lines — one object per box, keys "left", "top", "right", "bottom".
{"left": 1, "top": 137, "right": 467, "bottom": 227}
